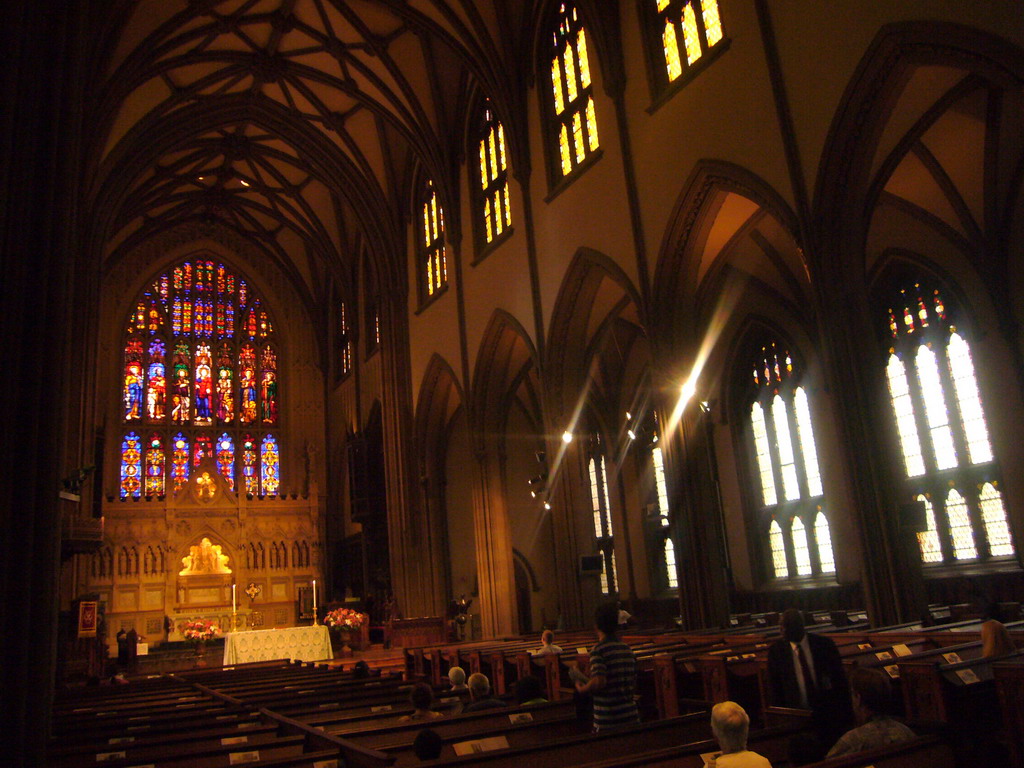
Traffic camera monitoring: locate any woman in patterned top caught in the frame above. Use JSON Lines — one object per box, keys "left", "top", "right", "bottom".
{"left": 573, "top": 602, "right": 639, "bottom": 731}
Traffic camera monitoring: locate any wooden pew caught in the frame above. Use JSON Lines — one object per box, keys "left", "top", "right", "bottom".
{"left": 993, "top": 657, "right": 1024, "bottom": 768}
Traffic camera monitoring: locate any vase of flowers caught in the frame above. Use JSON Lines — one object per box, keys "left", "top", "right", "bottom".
{"left": 324, "top": 608, "right": 367, "bottom": 657}
{"left": 182, "top": 618, "right": 222, "bottom": 667}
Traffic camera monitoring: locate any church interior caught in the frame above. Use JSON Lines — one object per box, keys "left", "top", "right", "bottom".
{"left": 4, "top": 0, "right": 1024, "bottom": 764}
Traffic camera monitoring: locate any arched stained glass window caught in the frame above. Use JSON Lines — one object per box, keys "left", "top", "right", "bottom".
{"left": 118, "top": 259, "right": 282, "bottom": 500}
{"left": 261, "top": 435, "right": 280, "bottom": 496}
{"left": 549, "top": 2, "right": 599, "bottom": 178}
{"left": 476, "top": 100, "right": 512, "bottom": 247}
{"left": 587, "top": 436, "right": 616, "bottom": 595}
{"left": 882, "top": 277, "right": 1014, "bottom": 563}
{"left": 216, "top": 433, "right": 235, "bottom": 490}
{"left": 769, "top": 520, "right": 788, "bottom": 578}
{"left": 651, "top": 442, "right": 678, "bottom": 590}
{"left": 339, "top": 301, "right": 352, "bottom": 377}
{"left": 171, "top": 433, "right": 189, "bottom": 492}
{"left": 651, "top": 0, "right": 725, "bottom": 86}
{"left": 814, "top": 510, "right": 835, "bottom": 574}
{"left": 121, "top": 433, "right": 142, "bottom": 499}
{"left": 420, "top": 179, "right": 447, "bottom": 301}
{"left": 242, "top": 434, "right": 258, "bottom": 495}
{"left": 145, "top": 434, "right": 165, "bottom": 497}
{"left": 741, "top": 337, "right": 833, "bottom": 581}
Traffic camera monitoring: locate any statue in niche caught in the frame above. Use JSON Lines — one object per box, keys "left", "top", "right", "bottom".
{"left": 179, "top": 537, "right": 231, "bottom": 575}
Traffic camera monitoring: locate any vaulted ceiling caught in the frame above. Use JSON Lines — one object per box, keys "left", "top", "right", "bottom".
{"left": 87, "top": 0, "right": 543, "bottom": 303}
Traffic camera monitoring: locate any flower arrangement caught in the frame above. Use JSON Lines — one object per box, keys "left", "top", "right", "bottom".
{"left": 181, "top": 618, "right": 222, "bottom": 643}
{"left": 324, "top": 607, "right": 367, "bottom": 630}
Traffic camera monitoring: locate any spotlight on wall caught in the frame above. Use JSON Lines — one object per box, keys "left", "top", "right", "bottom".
{"left": 535, "top": 450, "right": 546, "bottom": 464}
{"left": 627, "top": 429, "right": 637, "bottom": 441}
{"left": 625, "top": 411, "right": 632, "bottom": 422}
{"left": 528, "top": 474, "right": 548, "bottom": 498}
{"left": 543, "top": 500, "right": 552, "bottom": 510}
{"left": 700, "top": 400, "right": 711, "bottom": 414}
{"left": 562, "top": 430, "right": 573, "bottom": 444}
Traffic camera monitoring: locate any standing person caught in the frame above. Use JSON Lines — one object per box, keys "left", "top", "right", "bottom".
{"left": 533, "top": 629, "right": 563, "bottom": 655}
{"left": 573, "top": 602, "right": 639, "bottom": 731}
{"left": 115, "top": 628, "right": 128, "bottom": 671}
{"left": 707, "top": 701, "right": 772, "bottom": 767}
{"left": 767, "top": 609, "right": 852, "bottom": 752}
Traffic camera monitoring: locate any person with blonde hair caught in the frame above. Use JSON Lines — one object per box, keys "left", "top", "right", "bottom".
{"left": 447, "top": 665, "right": 468, "bottom": 690}
{"left": 708, "top": 701, "right": 771, "bottom": 767}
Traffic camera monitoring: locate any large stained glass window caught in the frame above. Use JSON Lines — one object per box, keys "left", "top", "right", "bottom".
{"left": 651, "top": 440, "right": 678, "bottom": 590}
{"left": 743, "top": 338, "right": 834, "bottom": 580}
{"left": 652, "top": 0, "right": 724, "bottom": 86}
{"left": 339, "top": 300, "right": 352, "bottom": 377}
{"left": 119, "top": 258, "right": 282, "bottom": 497}
{"left": 549, "top": 2, "right": 599, "bottom": 178}
{"left": 476, "top": 100, "right": 512, "bottom": 248}
{"left": 587, "top": 435, "right": 617, "bottom": 595}
{"left": 883, "top": 278, "right": 1014, "bottom": 563}
{"left": 420, "top": 179, "right": 447, "bottom": 301}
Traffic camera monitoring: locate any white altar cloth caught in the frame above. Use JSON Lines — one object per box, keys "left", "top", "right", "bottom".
{"left": 222, "top": 625, "right": 333, "bottom": 665}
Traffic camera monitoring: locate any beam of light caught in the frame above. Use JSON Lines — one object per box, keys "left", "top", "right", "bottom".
{"left": 664, "top": 276, "right": 744, "bottom": 437}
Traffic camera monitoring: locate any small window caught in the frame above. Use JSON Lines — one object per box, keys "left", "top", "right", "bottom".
{"left": 339, "top": 300, "right": 352, "bottom": 377}
{"left": 475, "top": 100, "right": 512, "bottom": 251}
{"left": 587, "top": 436, "right": 617, "bottom": 594}
{"left": 649, "top": 0, "right": 725, "bottom": 94}
{"left": 419, "top": 180, "right": 447, "bottom": 302}
{"left": 548, "top": 2, "right": 599, "bottom": 179}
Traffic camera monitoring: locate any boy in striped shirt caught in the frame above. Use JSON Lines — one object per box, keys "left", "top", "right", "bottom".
{"left": 574, "top": 602, "right": 639, "bottom": 731}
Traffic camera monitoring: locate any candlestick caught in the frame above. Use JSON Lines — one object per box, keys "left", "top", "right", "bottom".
{"left": 232, "top": 583, "right": 237, "bottom": 613}
{"left": 312, "top": 579, "right": 318, "bottom": 624}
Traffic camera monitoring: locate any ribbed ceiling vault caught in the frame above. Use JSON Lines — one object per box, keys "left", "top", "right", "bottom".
{"left": 85, "top": 0, "right": 558, "bottom": 305}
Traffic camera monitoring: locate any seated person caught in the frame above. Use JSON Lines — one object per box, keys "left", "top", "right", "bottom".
{"left": 513, "top": 675, "right": 548, "bottom": 706}
{"left": 826, "top": 667, "right": 916, "bottom": 758}
{"left": 708, "top": 701, "right": 771, "bottom": 767}
{"left": 448, "top": 665, "right": 468, "bottom": 691}
{"left": 399, "top": 682, "right": 443, "bottom": 722}
{"left": 414, "top": 728, "right": 444, "bottom": 761}
{"left": 464, "top": 672, "right": 505, "bottom": 711}
{"left": 352, "top": 660, "right": 370, "bottom": 678}
{"left": 982, "top": 618, "right": 1015, "bottom": 657}
{"left": 533, "top": 629, "right": 563, "bottom": 655}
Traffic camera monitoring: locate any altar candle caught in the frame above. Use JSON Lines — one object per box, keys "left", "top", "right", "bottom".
{"left": 312, "top": 579, "right": 317, "bottom": 616}
{"left": 232, "top": 583, "right": 236, "bottom": 613}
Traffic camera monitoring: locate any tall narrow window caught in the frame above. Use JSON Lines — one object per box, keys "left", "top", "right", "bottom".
{"left": 119, "top": 259, "right": 282, "bottom": 499}
{"left": 882, "top": 278, "right": 1014, "bottom": 563}
{"left": 549, "top": 3, "right": 599, "bottom": 178}
{"left": 420, "top": 180, "right": 447, "bottom": 300}
{"left": 741, "top": 338, "right": 833, "bottom": 581}
{"left": 652, "top": 0, "right": 725, "bottom": 85}
{"left": 261, "top": 434, "right": 280, "bottom": 495}
{"left": 339, "top": 300, "right": 352, "bottom": 377}
{"left": 587, "top": 437, "right": 616, "bottom": 594}
{"left": 476, "top": 101, "right": 512, "bottom": 248}
{"left": 651, "top": 443, "right": 678, "bottom": 589}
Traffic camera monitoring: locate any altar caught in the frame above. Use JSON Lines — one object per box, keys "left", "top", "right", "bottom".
{"left": 222, "top": 625, "right": 332, "bottom": 665}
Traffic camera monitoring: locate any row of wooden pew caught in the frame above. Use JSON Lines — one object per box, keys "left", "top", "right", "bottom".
{"left": 50, "top": 611, "right": 1022, "bottom": 768}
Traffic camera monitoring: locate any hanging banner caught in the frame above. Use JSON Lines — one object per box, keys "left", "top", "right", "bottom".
{"left": 78, "top": 601, "right": 98, "bottom": 638}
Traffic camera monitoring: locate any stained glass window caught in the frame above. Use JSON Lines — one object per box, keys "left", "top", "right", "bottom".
{"left": 549, "top": 3, "right": 599, "bottom": 177}
{"left": 216, "top": 433, "right": 235, "bottom": 490}
{"left": 261, "top": 434, "right": 280, "bottom": 495}
{"left": 242, "top": 434, "right": 258, "bottom": 495}
{"left": 745, "top": 337, "right": 832, "bottom": 580}
{"left": 476, "top": 101, "right": 512, "bottom": 247}
{"left": 587, "top": 437, "right": 616, "bottom": 594}
{"left": 420, "top": 179, "right": 447, "bottom": 300}
{"left": 814, "top": 510, "right": 835, "bottom": 573}
{"left": 652, "top": 444, "right": 678, "bottom": 589}
{"left": 791, "top": 518, "right": 813, "bottom": 576}
{"left": 145, "top": 434, "right": 165, "bottom": 496}
{"left": 769, "top": 520, "right": 788, "bottom": 578}
{"left": 339, "top": 301, "right": 352, "bottom": 377}
{"left": 120, "top": 259, "right": 282, "bottom": 499}
{"left": 883, "top": 278, "right": 1014, "bottom": 563}
{"left": 121, "top": 433, "right": 142, "bottom": 499}
{"left": 654, "top": 0, "right": 725, "bottom": 83}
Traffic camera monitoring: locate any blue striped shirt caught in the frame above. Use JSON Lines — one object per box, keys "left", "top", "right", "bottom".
{"left": 588, "top": 638, "right": 638, "bottom": 731}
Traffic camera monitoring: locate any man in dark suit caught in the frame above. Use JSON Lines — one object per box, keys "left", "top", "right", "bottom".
{"left": 767, "top": 609, "right": 853, "bottom": 755}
